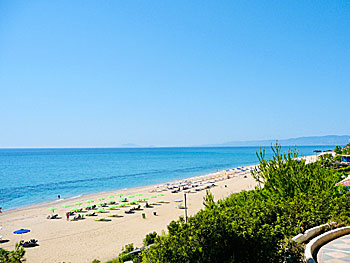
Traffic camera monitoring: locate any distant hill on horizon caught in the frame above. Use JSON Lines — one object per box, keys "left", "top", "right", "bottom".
{"left": 205, "top": 135, "right": 349, "bottom": 147}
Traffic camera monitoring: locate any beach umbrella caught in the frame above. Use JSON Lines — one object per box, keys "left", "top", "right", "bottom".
{"left": 108, "top": 195, "right": 114, "bottom": 198}
{"left": 97, "top": 202, "right": 105, "bottom": 206}
{"left": 128, "top": 195, "right": 135, "bottom": 198}
{"left": 71, "top": 208, "right": 79, "bottom": 212}
{"left": 108, "top": 205, "right": 118, "bottom": 210}
{"left": 96, "top": 208, "right": 105, "bottom": 213}
{"left": 74, "top": 202, "right": 82, "bottom": 206}
{"left": 48, "top": 207, "right": 57, "bottom": 213}
{"left": 150, "top": 195, "right": 157, "bottom": 198}
{"left": 13, "top": 228, "right": 30, "bottom": 239}
{"left": 13, "top": 229, "right": 30, "bottom": 234}
{"left": 84, "top": 205, "right": 92, "bottom": 209}
{"left": 157, "top": 193, "right": 164, "bottom": 196}
{"left": 87, "top": 200, "right": 94, "bottom": 203}
{"left": 62, "top": 204, "right": 70, "bottom": 208}
{"left": 142, "top": 198, "right": 149, "bottom": 201}
{"left": 108, "top": 200, "right": 116, "bottom": 204}
{"left": 116, "top": 193, "right": 123, "bottom": 196}
{"left": 136, "top": 193, "right": 143, "bottom": 196}
{"left": 97, "top": 198, "right": 105, "bottom": 201}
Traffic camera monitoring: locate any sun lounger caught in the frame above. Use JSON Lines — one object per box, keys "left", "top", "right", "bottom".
{"left": 47, "top": 214, "right": 59, "bottom": 219}
{"left": 21, "top": 239, "right": 38, "bottom": 247}
{"left": 107, "top": 214, "right": 122, "bottom": 217}
{"left": 71, "top": 214, "right": 84, "bottom": 221}
{"left": 94, "top": 217, "right": 111, "bottom": 221}
{"left": 144, "top": 203, "right": 152, "bottom": 208}
{"left": 130, "top": 205, "right": 141, "bottom": 211}
{"left": 86, "top": 212, "right": 96, "bottom": 216}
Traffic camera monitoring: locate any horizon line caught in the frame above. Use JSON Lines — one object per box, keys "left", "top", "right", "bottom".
{"left": 0, "top": 145, "right": 340, "bottom": 150}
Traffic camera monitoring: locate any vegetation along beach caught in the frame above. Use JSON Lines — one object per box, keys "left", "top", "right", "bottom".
{"left": 1, "top": 0, "right": 349, "bottom": 262}
{"left": 2, "top": 144, "right": 350, "bottom": 262}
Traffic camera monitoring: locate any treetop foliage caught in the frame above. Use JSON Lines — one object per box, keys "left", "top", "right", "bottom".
{"left": 109, "top": 143, "right": 350, "bottom": 263}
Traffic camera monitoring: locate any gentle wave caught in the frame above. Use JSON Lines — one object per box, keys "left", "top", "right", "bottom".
{"left": 0, "top": 146, "right": 332, "bottom": 210}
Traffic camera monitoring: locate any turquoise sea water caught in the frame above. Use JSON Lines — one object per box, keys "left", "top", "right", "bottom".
{"left": 0, "top": 146, "right": 334, "bottom": 211}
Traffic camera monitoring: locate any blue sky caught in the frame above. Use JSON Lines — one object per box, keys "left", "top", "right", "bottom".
{"left": 0, "top": 1, "right": 349, "bottom": 147}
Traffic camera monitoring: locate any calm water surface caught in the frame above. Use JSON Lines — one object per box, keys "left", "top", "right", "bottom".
{"left": 0, "top": 146, "right": 334, "bottom": 210}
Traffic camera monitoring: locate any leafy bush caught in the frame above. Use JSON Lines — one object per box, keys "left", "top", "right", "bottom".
{"left": 143, "top": 232, "right": 157, "bottom": 246}
{"left": 0, "top": 243, "right": 25, "bottom": 263}
{"left": 137, "top": 144, "right": 350, "bottom": 263}
{"left": 106, "top": 243, "right": 139, "bottom": 263}
{"left": 334, "top": 144, "right": 350, "bottom": 155}
{"left": 335, "top": 146, "right": 343, "bottom": 154}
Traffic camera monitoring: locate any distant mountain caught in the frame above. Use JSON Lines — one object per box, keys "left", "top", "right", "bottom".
{"left": 206, "top": 135, "right": 350, "bottom": 147}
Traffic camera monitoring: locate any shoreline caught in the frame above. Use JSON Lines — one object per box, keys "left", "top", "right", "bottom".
{"left": 0, "top": 165, "right": 257, "bottom": 263}
{"left": 1, "top": 146, "right": 326, "bottom": 213}
{"left": 2, "top": 165, "right": 254, "bottom": 214}
{"left": 0, "top": 155, "right": 317, "bottom": 263}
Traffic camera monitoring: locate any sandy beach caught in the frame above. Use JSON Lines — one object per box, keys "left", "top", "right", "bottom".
{"left": 0, "top": 153, "right": 321, "bottom": 263}
{"left": 0, "top": 166, "right": 258, "bottom": 263}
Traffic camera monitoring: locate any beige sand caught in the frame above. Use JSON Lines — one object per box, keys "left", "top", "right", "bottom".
{"left": 0, "top": 168, "right": 255, "bottom": 263}
{"left": 0, "top": 167, "right": 257, "bottom": 263}
{"left": 0, "top": 154, "right": 319, "bottom": 263}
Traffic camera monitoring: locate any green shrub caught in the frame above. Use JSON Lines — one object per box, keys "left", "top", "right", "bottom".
{"left": 335, "top": 146, "right": 343, "bottom": 154}
{"left": 143, "top": 232, "right": 157, "bottom": 246}
{"left": 107, "top": 243, "right": 139, "bottom": 263}
{"left": 138, "top": 144, "right": 350, "bottom": 263}
{"left": 0, "top": 243, "right": 25, "bottom": 263}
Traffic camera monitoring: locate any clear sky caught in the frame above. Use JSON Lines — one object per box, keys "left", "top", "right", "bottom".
{"left": 0, "top": 1, "right": 349, "bottom": 147}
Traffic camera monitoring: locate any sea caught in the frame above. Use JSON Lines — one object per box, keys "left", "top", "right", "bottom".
{"left": 0, "top": 146, "right": 334, "bottom": 211}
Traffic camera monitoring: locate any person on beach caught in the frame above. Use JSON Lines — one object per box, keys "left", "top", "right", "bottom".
{"left": 66, "top": 212, "right": 69, "bottom": 221}
{"left": 0, "top": 207, "right": 2, "bottom": 213}
{"left": 58, "top": 194, "right": 60, "bottom": 199}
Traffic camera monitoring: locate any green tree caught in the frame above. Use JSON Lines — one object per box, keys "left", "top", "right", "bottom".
{"left": 0, "top": 243, "right": 25, "bottom": 263}
{"left": 115, "top": 143, "right": 350, "bottom": 263}
{"left": 334, "top": 146, "right": 342, "bottom": 154}
{"left": 143, "top": 232, "right": 157, "bottom": 246}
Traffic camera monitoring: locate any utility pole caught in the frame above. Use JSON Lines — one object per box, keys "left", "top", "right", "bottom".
{"left": 184, "top": 193, "right": 188, "bottom": 223}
